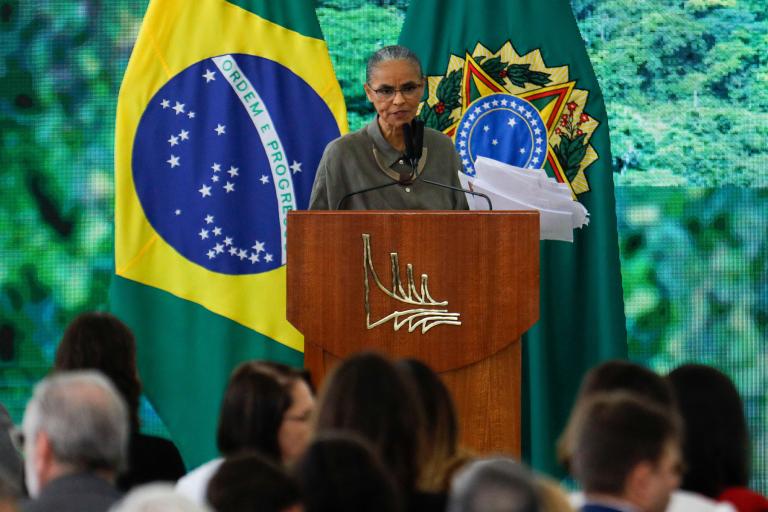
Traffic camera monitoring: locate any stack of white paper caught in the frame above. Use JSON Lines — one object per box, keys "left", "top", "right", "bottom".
{"left": 459, "top": 156, "right": 589, "bottom": 242}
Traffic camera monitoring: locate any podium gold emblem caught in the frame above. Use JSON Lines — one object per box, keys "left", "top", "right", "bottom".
{"left": 363, "top": 234, "right": 461, "bottom": 333}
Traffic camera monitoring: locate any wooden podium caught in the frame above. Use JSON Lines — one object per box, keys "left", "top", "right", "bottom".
{"left": 286, "top": 211, "right": 539, "bottom": 455}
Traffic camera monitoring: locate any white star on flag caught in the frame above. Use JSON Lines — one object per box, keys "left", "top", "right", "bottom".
{"left": 212, "top": 175, "right": 220, "bottom": 183}
{"left": 519, "top": 148, "right": 526, "bottom": 154}
{"left": 535, "top": 148, "right": 542, "bottom": 154}
{"left": 483, "top": 102, "right": 491, "bottom": 109}
{"left": 249, "top": 253, "right": 259, "bottom": 264}
{"left": 213, "top": 227, "right": 222, "bottom": 236}
{"left": 227, "top": 166, "right": 239, "bottom": 177}
{"left": 205, "top": 215, "right": 214, "bottom": 224}
{"left": 252, "top": 241, "right": 265, "bottom": 252}
{"left": 203, "top": 69, "right": 216, "bottom": 82}
{"left": 238, "top": 249, "right": 248, "bottom": 260}
{"left": 199, "top": 184, "right": 212, "bottom": 198}
{"left": 174, "top": 209, "right": 182, "bottom": 215}
{"left": 167, "top": 155, "right": 180, "bottom": 168}
{"left": 460, "top": 149, "right": 466, "bottom": 156}
{"left": 536, "top": 137, "right": 543, "bottom": 144}
{"left": 459, "top": 140, "right": 466, "bottom": 147}
{"left": 215, "top": 124, "right": 226, "bottom": 135}
{"left": 188, "top": 111, "right": 196, "bottom": 119}
{"left": 474, "top": 107, "right": 482, "bottom": 115}
{"left": 228, "top": 247, "right": 238, "bottom": 256}
{"left": 525, "top": 111, "right": 532, "bottom": 119}
{"left": 501, "top": 99, "right": 508, "bottom": 106}
{"left": 168, "top": 135, "right": 179, "bottom": 146}
{"left": 483, "top": 125, "right": 490, "bottom": 132}
{"left": 207, "top": 250, "right": 216, "bottom": 259}
{"left": 179, "top": 129, "right": 189, "bottom": 141}
{"left": 532, "top": 157, "right": 540, "bottom": 164}
{"left": 224, "top": 237, "right": 233, "bottom": 246}
{"left": 492, "top": 100, "right": 499, "bottom": 106}
{"left": 508, "top": 118, "right": 516, "bottom": 127}
{"left": 224, "top": 182, "right": 235, "bottom": 193}
{"left": 214, "top": 243, "right": 224, "bottom": 254}
{"left": 161, "top": 99, "right": 170, "bottom": 109}
{"left": 290, "top": 161, "right": 302, "bottom": 174}
{"left": 173, "top": 102, "right": 185, "bottom": 115}
{"left": 492, "top": 139, "right": 499, "bottom": 145}
{"left": 468, "top": 113, "right": 476, "bottom": 121}
{"left": 199, "top": 229, "right": 209, "bottom": 240}
{"left": 211, "top": 163, "right": 221, "bottom": 172}
{"left": 260, "top": 175, "right": 270, "bottom": 184}
{"left": 534, "top": 128, "right": 541, "bottom": 135}
{"left": 264, "top": 253, "right": 274, "bottom": 263}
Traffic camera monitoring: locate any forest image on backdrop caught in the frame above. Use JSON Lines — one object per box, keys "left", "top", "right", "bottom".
{"left": 0, "top": 0, "right": 766, "bottom": 491}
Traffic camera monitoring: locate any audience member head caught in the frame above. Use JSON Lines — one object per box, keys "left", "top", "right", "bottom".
{"left": 54, "top": 312, "right": 142, "bottom": 431}
{"left": 293, "top": 432, "right": 402, "bottom": 512}
{"left": 396, "top": 358, "right": 459, "bottom": 491}
{"left": 667, "top": 364, "right": 749, "bottom": 497}
{"left": 314, "top": 352, "right": 424, "bottom": 492}
{"left": 559, "top": 360, "right": 675, "bottom": 468}
{"left": 216, "top": 361, "right": 314, "bottom": 465}
{"left": 22, "top": 371, "right": 129, "bottom": 497}
{"left": 447, "top": 457, "right": 540, "bottom": 512}
{"left": 112, "top": 483, "right": 211, "bottom": 512}
{"left": 568, "top": 392, "right": 682, "bottom": 512}
{"left": 206, "top": 453, "right": 302, "bottom": 512}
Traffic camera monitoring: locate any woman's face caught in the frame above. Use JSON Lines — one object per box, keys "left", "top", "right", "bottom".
{"left": 278, "top": 379, "right": 315, "bottom": 465}
{"left": 364, "top": 59, "right": 424, "bottom": 131}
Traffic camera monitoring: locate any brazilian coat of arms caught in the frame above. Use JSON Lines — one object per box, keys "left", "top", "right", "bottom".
{"left": 418, "top": 42, "right": 600, "bottom": 198}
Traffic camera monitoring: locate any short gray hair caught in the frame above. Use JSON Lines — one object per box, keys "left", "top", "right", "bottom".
{"left": 23, "top": 371, "right": 129, "bottom": 472}
{"left": 110, "top": 484, "right": 211, "bottom": 512}
{"left": 366, "top": 45, "right": 423, "bottom": 84}
{"left": 448, "top": 458, "right": 540, "bottom": 512}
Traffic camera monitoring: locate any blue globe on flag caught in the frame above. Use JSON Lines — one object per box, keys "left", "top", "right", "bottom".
{"left": 132, "top": 54, "right": 339, "bottom": 275}
{"left": 454, "top": 93, "right": 547, "bottom": 176}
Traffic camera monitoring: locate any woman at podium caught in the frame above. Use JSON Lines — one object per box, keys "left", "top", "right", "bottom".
{"left": 308, "top": 45, "right": 468, "bottom": 211}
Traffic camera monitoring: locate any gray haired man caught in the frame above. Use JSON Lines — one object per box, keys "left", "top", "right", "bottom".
{"left": 20, "top": 371, "right": 128, "bottom": 512}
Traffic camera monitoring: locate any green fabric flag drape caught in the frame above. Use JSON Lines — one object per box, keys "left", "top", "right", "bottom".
{"left": 399, "top": 0, "right": 627, "bottom": 477}
{"left": 111, "top": 0, "right": 346, "bottom": 468}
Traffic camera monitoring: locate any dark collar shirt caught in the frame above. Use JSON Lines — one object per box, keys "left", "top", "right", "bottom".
{"left": 309, "top": 118, "right": 469, "bottom": 210}
{"left": 21, "top": 472, "right": 121, "bottom": 512}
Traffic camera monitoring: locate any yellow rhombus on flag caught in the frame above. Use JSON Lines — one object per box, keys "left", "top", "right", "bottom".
{"left": 111, "top": 0, "right": 347, "bottom": 467}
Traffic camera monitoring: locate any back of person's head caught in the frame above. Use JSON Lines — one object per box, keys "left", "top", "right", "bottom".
{"left": 568, "top": 392, "right": 681, "bottom": 497}
{"left": 559, "top": 360, "right": 674, "bottom": 468}
{"left": 111, "top": 483, "right": 211, "bottom": 512}
{"left": 314, "top": 352, "right": 424, "bottom": 492}
{"left": 576, "top": 360, "right": 675, "bottom": 409}
{"left": 54, "top": 312, "right": 142, "bottom": 431}
{"left": 216, "top": 361, "right": 291, "bottom": 461}
{"left": 447, "top": 457, "right": 540, "bottom": 512}
{"left": 667, "top": 364, "right": 749, "bottom": 497}
{"left": 206, "top": 453, "right": 301, "bottom": 512}
{"left": 22, "top": 371, "right": 128, "bottom": 492}
{"left": 293, "top": 432, "right": 402, "bottom": 512}
{"left": 396, "top": 358, "right": 459, "bottom": 490}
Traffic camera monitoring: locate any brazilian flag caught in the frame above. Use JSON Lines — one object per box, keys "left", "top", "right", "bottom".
{"left": 400, "top": 0, "right": 627, "bottom": 477}
{"left": 111, "top": 0, "right": 347, "bottom": 468}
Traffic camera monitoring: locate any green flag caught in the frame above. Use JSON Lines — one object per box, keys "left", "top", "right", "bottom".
{"left": 399, "top": 0, "right": 627, "bottom": 476}
{"left": 111, "top": 0, "right": 347, "bottom": 468}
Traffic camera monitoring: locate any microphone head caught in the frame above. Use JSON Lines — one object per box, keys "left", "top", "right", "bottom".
{"left": 402, "top": 121, "right": 415, "bottom": 162}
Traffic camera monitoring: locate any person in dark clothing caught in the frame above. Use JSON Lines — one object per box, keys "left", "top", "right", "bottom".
{"left": 20, "top": 371, "right": 127, "bottom": 512}
{"left": 54, "top": 312, "right": 186, "bottom": 491}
